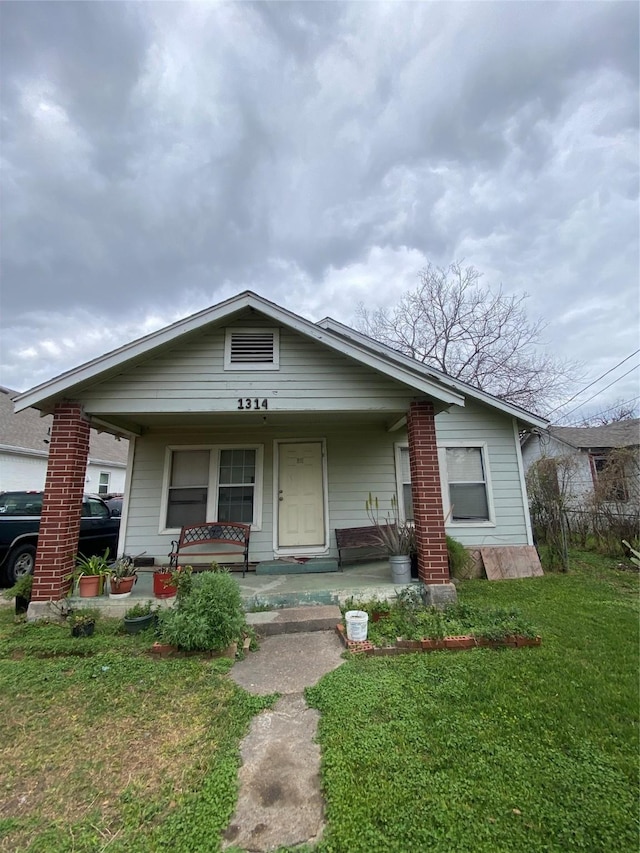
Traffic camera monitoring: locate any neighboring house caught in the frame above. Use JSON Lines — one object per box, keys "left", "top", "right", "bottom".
{"left": 0, "top": 386, "right": 128, "bottom": 494}
{"left": 521, "top": 420, "right": 640, "bottom": 506}
{"left": 12, "top": 292, "right": 548, "bottom": 605}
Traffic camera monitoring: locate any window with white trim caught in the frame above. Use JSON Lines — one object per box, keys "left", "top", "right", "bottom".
{"left": 98, "top": 472, "right": 110, "bottom": 495}
{"left": 163, "top": 446, "right": 263, "bottom": 531}
{"left": 166, "top": 449, "right": 210, "bottom": 528}
{"left": 443, "top": 446, "right": 490, "bottom": 522}
{"left": 217, "top": 448, "right": 257, "bottom": 523}
{"left": 396, "top": 446, "right": 414, "bottom": 522}
{"left": 224, "top": 328, "right": 280, "bottom": 370}
{"left": 396, "top": 442, "right": 493, "bottom": 525}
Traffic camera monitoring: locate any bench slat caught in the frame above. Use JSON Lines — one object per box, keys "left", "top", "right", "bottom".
{"left": 335, "top": 525, "right": 390, "bottom": 569}
{"left": 169, "top": 521, "right": 251, "bottom": 576}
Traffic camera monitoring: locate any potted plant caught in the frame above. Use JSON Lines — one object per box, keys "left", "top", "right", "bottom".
{"left": 69, "top": 610, "right": 97, "bottom": 638}
{"left": 366, "top": 493, "right": 414, "bottom": 584}
{"left": 123, "top": 601, "right": 156, "bottom": 634}
{"left": 2, "top": 573, "right": 33, "bottom": 615}
{"left": 153, "top": 565, "right": 181, "bottom": 598}
{"left": 108, "top": 555, "right": 137, "bottom": 597}
{"left": 70, "top": 550, "right": 111, "bottom": 597}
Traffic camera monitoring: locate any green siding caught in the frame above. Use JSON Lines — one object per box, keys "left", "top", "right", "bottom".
{"left": 79, "top": 316, "right": 416, "bottom": 415}
{"left": 435, "top": 401, "right": 529, "bottom": 546}
{"left": 122, "top": 402, "right": 530, "bottom": 563}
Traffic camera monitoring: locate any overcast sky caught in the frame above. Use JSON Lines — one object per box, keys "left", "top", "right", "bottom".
{"left": 1, "top": 1, "right": 638, "bottom": 423}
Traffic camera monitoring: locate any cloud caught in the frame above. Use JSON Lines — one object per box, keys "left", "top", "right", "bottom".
{"left": 1, "top": 1, "right": 638, "bottom": 417}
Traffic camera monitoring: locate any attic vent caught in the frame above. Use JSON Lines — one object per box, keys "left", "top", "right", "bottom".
{"left": 224, "top": 328, "right": 280, "bottom": 371}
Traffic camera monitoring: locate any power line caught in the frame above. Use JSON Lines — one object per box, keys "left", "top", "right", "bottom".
{"left": 553, "top": 364, "right": 640, "bottom": 423}
{"left": 546, "top": 348, "right": 640, "bottom": 418}
{"left": 562, "top": 395, "right": 640, "bottom": 426}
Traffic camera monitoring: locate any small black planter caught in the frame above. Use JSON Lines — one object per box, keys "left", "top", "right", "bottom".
{"left": 71, "top": 621, "right": 95, "bottom": 638}
{"left": 15, "top": 595, "right": 30, "bottom": 615}
{"left": 410, "top": 553, "right": 419, "bottom": 580}
{"left": 124, "top": 613, "right": 155, "bottom": 635}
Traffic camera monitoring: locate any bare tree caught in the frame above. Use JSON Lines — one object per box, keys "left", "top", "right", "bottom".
{"left": 579, "top": 401, "right": 639, "bottom": 426}
{"left": 355, "top": 262, "right": 578, "bottom": 413}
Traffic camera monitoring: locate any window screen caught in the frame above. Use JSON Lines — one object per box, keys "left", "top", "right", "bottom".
{"left": 166, "top": 450, "right": 209, "bottom": 528}
{"left": 446, "top": 447, "right": 489, "bottom": 521}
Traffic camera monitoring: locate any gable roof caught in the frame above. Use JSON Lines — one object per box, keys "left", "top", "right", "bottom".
{"left": 12, "top": 291, "right": 547, "bottom": 428}
{"left": 0, "top": 387, "right": 128, "bottom": 465}
{"left": 317, "top": 316, "right": 548, "bottom": 428}
{"left": 546, "top": 419, "right": 640, "bottom": 450}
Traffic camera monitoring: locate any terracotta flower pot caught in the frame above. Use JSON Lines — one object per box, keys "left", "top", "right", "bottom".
{"left": 110, "top": 576, "right": 136, "bottom": 596}
{"left": 78, "top": 575, "right": 102, "bottom": 598}
{"left": 153, "top": 572, "right": 177, "bottom": 598}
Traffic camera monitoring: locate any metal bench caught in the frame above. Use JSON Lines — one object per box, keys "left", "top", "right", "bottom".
{"left": 335, "top": 525, "right": 391, "bottom": 569}
{"left": 169, "top": 521, "right": 251, "bottom": 576}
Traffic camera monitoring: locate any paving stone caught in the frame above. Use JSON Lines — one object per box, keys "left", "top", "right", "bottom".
{"left": 225, "top": 631, "right": 345, "bottom": 851}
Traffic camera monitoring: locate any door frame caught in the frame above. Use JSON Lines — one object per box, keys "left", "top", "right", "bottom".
{"left": 272, "top": 437, "right": 330, "bottom": 556}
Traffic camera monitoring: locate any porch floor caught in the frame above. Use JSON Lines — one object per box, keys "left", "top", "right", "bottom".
{"left": 67, "top": 560, "right": 416, "bottom": 615}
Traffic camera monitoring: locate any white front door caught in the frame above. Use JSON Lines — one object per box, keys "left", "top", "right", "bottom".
{"left": 277, "top": 442, "right": 325, "bottom": 548}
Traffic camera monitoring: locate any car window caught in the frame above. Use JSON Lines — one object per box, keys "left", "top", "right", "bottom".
{"left": 82, "top": 498, "right": 109, "bottom": 519}
{"left": 0, "top": 493, "right": 43, "bottom": 515}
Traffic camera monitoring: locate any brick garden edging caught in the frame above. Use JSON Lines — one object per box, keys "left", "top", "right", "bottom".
{"left": 150, "top": 636, "right": 251, "bottom": 659}
{"left": 335, "top": 623, "right": 541, "bottom": 656}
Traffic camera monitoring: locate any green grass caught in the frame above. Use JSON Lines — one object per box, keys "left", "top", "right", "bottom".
{"left": 0, "top": 608, "right": 275, "bottom": 853}
{"left": 305, "top": 552, "right": 639, "bottom": 853}
{"left": 1, "top": 552, "right": 637, "bottom": 852}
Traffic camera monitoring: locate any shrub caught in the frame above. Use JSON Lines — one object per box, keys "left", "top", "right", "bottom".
{"left": 446, "top": 536, "right": 474, "bottom": 579}
{"left": 2, "top": 573, "right": 33, "bottom": 602}
{"left": 158, "top": 570, "right": 246, "bottom": 652}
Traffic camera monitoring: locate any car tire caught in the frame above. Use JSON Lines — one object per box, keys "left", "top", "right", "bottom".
{"left": 6, "top": 543, "right": 37, "bottom": 585}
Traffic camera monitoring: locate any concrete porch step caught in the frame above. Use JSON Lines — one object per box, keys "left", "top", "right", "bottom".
{"left": 255, "top": 559, "right": 339, "bottom": 575}
{"left": 246, "top": 605, "right": 342, "bottom": 637}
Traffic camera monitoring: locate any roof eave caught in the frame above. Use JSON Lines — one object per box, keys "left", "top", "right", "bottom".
{"left": 318, "top": 317, "right": 548, "bottom": 429}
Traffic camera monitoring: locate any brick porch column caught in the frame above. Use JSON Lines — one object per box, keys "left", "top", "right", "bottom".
{"left": 31, "top": 402, "right": 90, "bottom": 602}
{"left": 407, "top": 400, "right": 449, "bottom": 584}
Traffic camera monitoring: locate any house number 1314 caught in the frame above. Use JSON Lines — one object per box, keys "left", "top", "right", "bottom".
{"left": 237, "top": 398, "right": 268, "bottom": 410}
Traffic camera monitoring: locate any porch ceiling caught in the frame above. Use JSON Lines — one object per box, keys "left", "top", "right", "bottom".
{"left": 89, "top": 407, "right": 447, "bottom": 436}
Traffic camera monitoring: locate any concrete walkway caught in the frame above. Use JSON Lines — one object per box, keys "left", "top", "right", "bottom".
{"left": 224, "top": 629, "right": 345, "bottom": 852}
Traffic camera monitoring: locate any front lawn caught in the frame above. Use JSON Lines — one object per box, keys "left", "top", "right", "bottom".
{"left": 0, "top": 611, "right": 274, "bottom": 853}
{"left": 306, "top": 552, "right": 639, "bottom": 853}
{"left": 0, "top": 552, "right": 637, "bottom": 852}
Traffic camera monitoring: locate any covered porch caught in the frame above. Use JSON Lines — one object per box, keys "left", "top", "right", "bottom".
{"left": 67, "top": 560, "right": 417, "bottom": 615}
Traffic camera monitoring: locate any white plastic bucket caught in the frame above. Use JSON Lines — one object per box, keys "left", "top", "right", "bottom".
{"left": 345, "top": 610, "right": 369, "bottom": 642}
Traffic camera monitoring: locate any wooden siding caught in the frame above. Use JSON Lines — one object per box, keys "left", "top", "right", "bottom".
{"left": 123, "top": 421, "right": 401, "bottom": 563}
{"left": 78, "top": 316, "right": 417, "bottom": 415}
{"left": 434, "top": 401, "right": 530, "bottom": 546}
{"left": 122, "top": 402, "right": 531, "bottom": 562}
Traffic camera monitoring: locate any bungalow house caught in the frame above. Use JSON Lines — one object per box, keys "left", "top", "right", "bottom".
{"left": 12, "top": 292, "right": 547, "bottom": 611}
{"left": 521, "top": 419, "right": 640, "bottom": 506}
{"left": 0, "top": 386, "right": 128, "bottom": 494}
